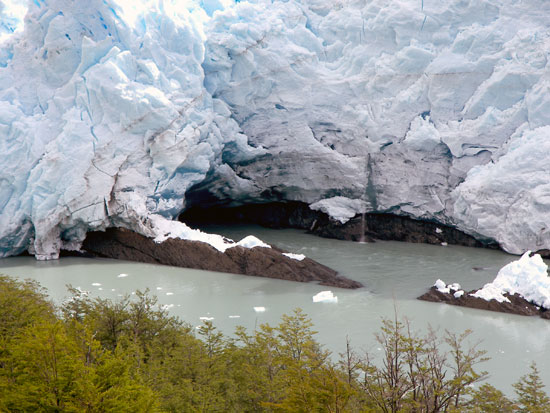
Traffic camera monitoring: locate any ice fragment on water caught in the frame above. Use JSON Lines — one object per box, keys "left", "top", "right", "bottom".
{"left": 312, "top": 291, "right": 338, "bottom": 303}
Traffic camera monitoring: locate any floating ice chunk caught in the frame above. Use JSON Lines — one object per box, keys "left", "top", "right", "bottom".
{"left": 253, "top": 306, "right": 266, "bottom": 312}
{"left": 454, "top": 290, "right": 465, "bottom": 298}
{"left": 200, "top": 316, "right": 214, "bottom": 321}
{"left": 436, "top": 228, "right": 443, "bottom": 234}
{"left": 229, "top": 315, "right": 240, "bottom": 319}
{"left": 156, "top": 287, "right": 163, "bottom": 290}
{"left": 283, "top": 252, "right": 306, "bottom": 261}
{"left": 92, "top": 282, "right": 101, "bottom": 286}
{"left": 441, "top": 242, "right": 448, "bottom": 246}
{"left": 117, "top": 273, "right": 129, "bottom": 278}
{"left": 111, "top": 288, "right": 115, "bottom": 292}
{"left": 470, "top": 252, "right": 550, "bottom": 308}
{"left": 98, "top": 287, "right": 103, "bottom": 291}
{"left": 312, "top": 291, "right": 338, "bottom": 303}
{"left": 166, "top": 292, "right": 174, "bottom": 296}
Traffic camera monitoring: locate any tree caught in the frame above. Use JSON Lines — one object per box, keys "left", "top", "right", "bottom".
{"left": 273, "top": 308, "right": 341, "bottom": 412}
{"left": 514, "top": 362, "right": 550, "bottom": 413}
{"left": 359, "top": 315, "right": 488, "bottom": 412}
{"left": 467, "top": 383, "right": 516, "bottom": 412}
{"left": 0, "top": 275, "right": 56, "bottom": 411}
{"left": 2, "top": 319, "right": 99, "bottom": 411}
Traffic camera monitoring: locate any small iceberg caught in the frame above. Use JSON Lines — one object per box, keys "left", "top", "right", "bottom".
{"left": 166, "top": 292, "right": 174, "bottom": 296}
{"left": 253, "top": 306, "right": 266, "bottom": 312}
{"left": 200, "top": 316, "right": 214, "bottom": 321}
{"left": 91, "top": 282, "right": 101, "bottom": 287}
{"left": 228, "top": 315, "right": 241, "bottom": 319}
{"left": 312, "top": 291, "right": 338, "bottom": 303}
{"left": 117, "top": 273, "right": 129, "bottom": 278}
{"left": 283, "top": 252, "right": 306, "bottom": 261}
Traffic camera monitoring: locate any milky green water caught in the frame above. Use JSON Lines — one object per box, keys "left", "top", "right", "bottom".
{"left": 1, "top": 225, "right": 549, "bottom": 394}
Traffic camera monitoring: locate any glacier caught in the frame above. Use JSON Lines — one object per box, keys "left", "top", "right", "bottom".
{"left": 1, "top": 0, "right": 550, "bottom": 259}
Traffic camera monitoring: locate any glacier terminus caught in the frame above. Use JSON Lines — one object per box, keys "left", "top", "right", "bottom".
{"left": 1, "top": 0, "right": 550, "bottom": 259}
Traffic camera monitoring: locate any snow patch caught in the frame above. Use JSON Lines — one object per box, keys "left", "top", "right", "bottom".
{"left": 150, "top": 215, "right": 270, "bottom": 252}
{"left": 235, "top": 235, "right": 270, "bottom": 249}
{"left": 470, "top": 252, "right": 550, "bottom": 308}
{"left": 434, "top": 279, "right": 449, "bottom": 294}
{"left": 283, "top": 252, "right": 306, "bottom": 261}
{"left": 454, "top": 290, "right": 465, "bottom": 298}
{"left": 448, "top": 283, "right": 462, "bottom": 291}
{"left": 434, "top": 279, "right": 462, "bottom": 297}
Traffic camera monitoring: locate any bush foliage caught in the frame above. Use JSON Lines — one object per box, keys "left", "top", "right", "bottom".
{"left": 0, "top": 274, "right": 547, "bottom": 412}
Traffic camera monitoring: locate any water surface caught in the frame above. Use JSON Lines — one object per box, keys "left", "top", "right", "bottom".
{"left": 1, "top": 225, "right": 549, "bottom": 394}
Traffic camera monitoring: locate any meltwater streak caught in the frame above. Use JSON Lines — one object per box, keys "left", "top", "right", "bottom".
{"left": 1, "top": 225, "right": 549, "bottom": 395}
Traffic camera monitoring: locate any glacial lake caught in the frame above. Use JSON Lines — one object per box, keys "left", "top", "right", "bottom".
{"left": 1, "top": 225, "right": 549, "bottom": 394}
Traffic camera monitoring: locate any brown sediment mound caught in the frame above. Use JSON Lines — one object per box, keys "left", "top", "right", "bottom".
{"left": 418, "top": 286, "right": 550, "bottom": 319}
{"left": 82, "top": 228, "right": 362, "bottom": 289}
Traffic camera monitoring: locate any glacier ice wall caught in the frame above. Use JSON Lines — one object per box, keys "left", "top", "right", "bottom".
{"left": 1, "top": 0, "right": 550, "bottom": 258}
{"left": 0, "top": 0, "right": 260, "bottom": 259}
{"left": 200, "top": 0, "right": 550, "bottom": 254}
